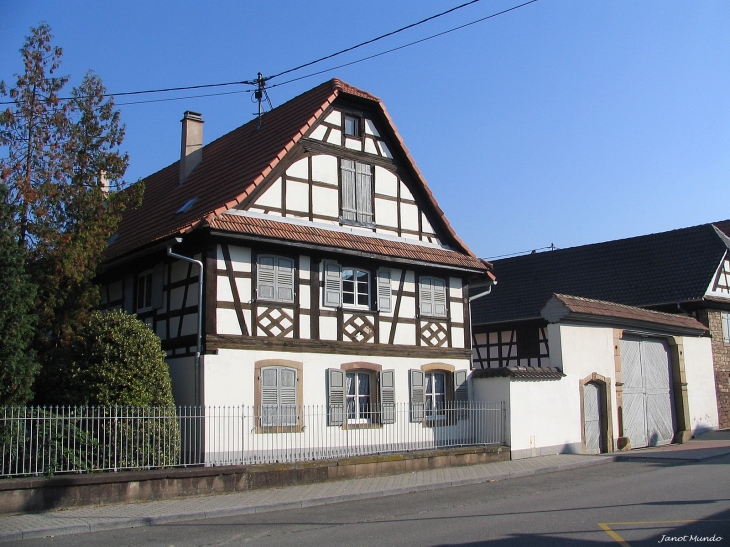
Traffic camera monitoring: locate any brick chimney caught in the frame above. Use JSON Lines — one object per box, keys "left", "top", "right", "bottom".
{"left": 180, "top": 111, "right": 204, "bottom": 183}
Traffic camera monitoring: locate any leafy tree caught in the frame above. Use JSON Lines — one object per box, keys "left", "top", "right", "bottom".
{"left": 0, "top": 186, "right": 39, "bottom": 405}
{"left": 1, "top": 25, "right": 143, "bottom": 401}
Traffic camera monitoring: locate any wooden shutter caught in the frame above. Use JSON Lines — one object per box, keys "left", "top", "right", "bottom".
{"left": 419, "top": 277, "right": 433, "bottom": 316}
{"left": 380, "top": 369, "right": 396, "bottom": 425}
{"left": 328, "top": 368, "right": 345, "bottom": 426}
{"left": 151, "top": 263, "right": 165, "bottom": 309}
{"left": 257, "top": 255, "right": 276, "bottom": 300}
{"left": 123, "top": 274, "right": 134, "bottom": 313}
{"left": 432, "top": 278, "right": 447, "bottom": 317}
{"left": 410, "top": 369, "right": 425, "bottom": 422}
{"left": 341, "top": 159, "right": 357, "bottom": 221}
{"left": 279, "top": 367, "right": 297, "bottom": 426}
{"left": 376, "top": 269, "right": 392, "bottom": 313}
{"left": 261, "top": 367, "right": 279, "bottom": 427}
{"left": 276, "top": 257, "right": 295, "bottom": 303}
{"left": 323, "top": 262, "right": 342, "bottom": 308}
{"left": 356, "top": 162, "right": 373, "bottom": 224}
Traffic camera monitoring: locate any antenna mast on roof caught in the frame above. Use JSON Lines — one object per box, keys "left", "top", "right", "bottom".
{"left": 253, "top": 72, "right": 274, "bottom": 129}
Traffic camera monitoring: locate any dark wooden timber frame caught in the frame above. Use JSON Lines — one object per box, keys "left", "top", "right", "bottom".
{"left": 471, "top": 321, "right": 551, "bottom": 369}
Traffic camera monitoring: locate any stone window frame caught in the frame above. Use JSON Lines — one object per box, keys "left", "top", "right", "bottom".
{"left": 254, "top": 359, "right": 304, "bottom": 433}
{"left": 578, "top": 373, "right": 614, "bottom": 454}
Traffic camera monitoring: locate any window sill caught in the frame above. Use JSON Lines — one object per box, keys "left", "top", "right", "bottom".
{"left": 339, "top": 217, "right": 376, "bottom": 230}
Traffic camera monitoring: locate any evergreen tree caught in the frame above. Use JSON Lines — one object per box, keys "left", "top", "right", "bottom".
{"left": 1, "top": 25, "right": 143, "bottom": 403}
{"left": 0, "top": 186, "right": 38, "bottom": 405}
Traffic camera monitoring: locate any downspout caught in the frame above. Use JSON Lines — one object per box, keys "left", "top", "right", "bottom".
{"left": 167, "top": 237, "right": 204, "bottom": 406}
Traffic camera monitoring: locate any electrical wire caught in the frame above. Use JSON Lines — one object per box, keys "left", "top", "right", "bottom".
{"left": 264, "top": 0, "right": 485, "bottom": 81}
{"left": 268, "top": 0, "right": 538, "bottom": 90}
{"left": 484, "top": 243, "right": 556, "bottom": 260}
{"left": 0, "top": 0, "right": 538, "bottom": 106}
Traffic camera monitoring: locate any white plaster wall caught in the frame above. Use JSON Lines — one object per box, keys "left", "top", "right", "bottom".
{"left": 374, "top": 166, "right": 398, "bottom": 197}
{"left": 400, "top": 203, "right": 419, "bottom": 231}
{"left": 217, "top": 308, "right": 242, "bottom": 335}
{"left": 509, "top": 377, "right": 582, "bottom": 454}
{"left": 399, "top": 181, "right": 414, "bottom": 201}
{"left": 393, "top": 322, "right": 416, "bottom": 345}
{"left": 312, "top": 186, "right": 339, "bottom": 217}
{"left": 364, "top": 138, "right": 378, "bottom": 155}
{"left": 320, "top": 316, "right": 338, "bottom": 340}
{"left": 550, "top": 324, "right": 620, "bottom": 444}
{"left": 253, "top": 178, "right": 282, "bottom": 209}
{"left": 324, "top": 110, "right": 341, "bottom": 125}
{"left": 682, "top": 336, "right": 720, "bottom": 434}
{"left": 217, "top": 275, "right": 234, "bottom": 302}
{"left": 345, "top": 137, "right": 362, "bottom": 151}
{"left": 309, "top": 125, "right": 327, "bottom": 141}
{"left": 286, "top": 157, "right": 309, "bottom": 180}
{"left": 364, "top": 119, "right": 379, "bottom": 136}
{"left": 326, "top": 129, "right": 341, "bottom": 145}
{"left": 285, "top": 180, "right": 310, "bottom": 213}
{"left": 451, "top": 327, "right": 465, "bottom": 349}
{"left": 202, "top": 348, "right": 470, "bottom": 409}
{"left": 472, "top": 377, "right": 511, "bottom": 445}
{"left": 311, "top": 154, "right": 338, "bottom": 185}
{"left": 375, "top": 198, "right": 398, "bottom": 227}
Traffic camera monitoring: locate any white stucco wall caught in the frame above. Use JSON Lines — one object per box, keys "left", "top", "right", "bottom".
{"left": 551, "top": 324, "right": 620, "bottom": 444}
{"left": 682, "top": 336, "right": 720, "bottom": 434}
{"left": 201, "top": 349, "right": 470, "bottom": 410}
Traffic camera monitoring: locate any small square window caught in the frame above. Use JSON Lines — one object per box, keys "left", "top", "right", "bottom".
{"left": 342, "top": 268, "right": 370, "bottom": 309}
{"left": 344, "top": 116, "right": 360, "bottom": 137}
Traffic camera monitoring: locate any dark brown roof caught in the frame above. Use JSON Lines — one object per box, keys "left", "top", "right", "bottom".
{"left": 106, "top": 79, "right": 483, "bottom": 270}
{"left": 472, "top": 367, "right": 566, "bottom": 380}
{"left": 542, "top": 294, "right": 708, "bottom": 333}
{"left": 209, "top": 214, "right": 488, "bottom": 271}
{"left": 471, "top": 222, "right": 730, "bottom": 325}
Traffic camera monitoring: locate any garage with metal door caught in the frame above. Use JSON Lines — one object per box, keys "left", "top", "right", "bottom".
{"left": 620, "top": 336, "right": 675, "bottom": 448}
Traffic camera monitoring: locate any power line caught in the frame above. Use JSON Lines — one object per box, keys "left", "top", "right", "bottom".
{"left": 264, "top": 0, "right": 485, "bottom": 81}
{"left": 484, "top": 243, "right": 556, "bottom": 261}
{"left": 268, "top": 0, "right": 539, "bottom": 90}
{"left": 0, "top": 0, "right": 538, "bottom": 107}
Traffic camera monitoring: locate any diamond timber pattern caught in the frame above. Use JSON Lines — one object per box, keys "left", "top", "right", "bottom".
{"left": 343, "top": 314, "right": 375, "bottom": 343}
{"left": 256, "top": 307, "right": 294, "bottom": 338}
{"left": 420, "top": 321, "right": 448, "bottom": 347}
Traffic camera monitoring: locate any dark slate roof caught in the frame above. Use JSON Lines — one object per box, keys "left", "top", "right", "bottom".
{"left": 471, "top": 222, "right": 730, "bottom": 326}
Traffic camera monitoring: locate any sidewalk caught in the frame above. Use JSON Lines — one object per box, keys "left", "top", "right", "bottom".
{"left": 2, "top": 431, "right": 729, "bottom": 543}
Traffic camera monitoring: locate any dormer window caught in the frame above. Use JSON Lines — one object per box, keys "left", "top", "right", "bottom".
{"left": 344, "top": 115, "right": 360, "bottom": 137}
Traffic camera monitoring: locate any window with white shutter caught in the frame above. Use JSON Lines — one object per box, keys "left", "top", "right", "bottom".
{"left": 340, "top": 159, "right": 373, "bottom": 225}
{"left": 419, "top": 276, "right": 447, "bottom": 318}
{"left": 722, "top": 312, "right": 730, "bottom": 344}
{"left": 376, "top": 269, "right": 392, "bottom": 313}
{"left": 260, "top": 366, "right": 298, "bottom": 427}
{"left": 257, "top": 255, "right": 295, "bottom": 303}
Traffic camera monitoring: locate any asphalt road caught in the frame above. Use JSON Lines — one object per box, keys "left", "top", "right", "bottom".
{"left": 8, "top": 454, "right": 730, "bottom": 547}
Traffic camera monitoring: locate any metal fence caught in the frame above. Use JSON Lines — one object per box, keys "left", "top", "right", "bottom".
{"left": 0, "top": 402, "right": 505, "bottom": 478}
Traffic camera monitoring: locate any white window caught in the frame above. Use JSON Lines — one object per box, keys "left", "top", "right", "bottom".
{"left": 722, "top": 312, "right": 730, "bottom": 344}
{"left": 419, "top": 276, "right": 447, "bottom": 318}
{"left": 136, "top": 270, "right": 154, "bottom": 311}
{"left": 257, "top": 255, "right": 295, "bottom": 303}
{"left": 425, "top": 372, "right": 446, "bottom": 419}
{"left": 260, "top": 366, "right": 297, "bottom": 427}
{"left": 342, "top": 268, "right": 370, "bottom": 309}
{"left": 346, "top": 372, "right": 371, "bottom": 424}
{"left": 340, "top": 159, "right": 373, "bottom": 225}
{"left": 344, "top": 115, "right": 360, "bottom": 137}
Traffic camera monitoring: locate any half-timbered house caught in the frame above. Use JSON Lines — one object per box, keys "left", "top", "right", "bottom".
{"left": 470, "top": 223, "right": 726, "bottom": 458}
{"left": 99, "top": 79, "right": 493, "bottom": 444}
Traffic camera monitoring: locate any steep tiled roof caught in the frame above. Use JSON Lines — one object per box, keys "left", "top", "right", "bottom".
{"left": 471, "top": 222, "right": 730, "bottom": 326}
{"left": 106, "top": 79, "right": 480, "bottom": 267}
{"left": 543, "top": 294, "right": 708, "bottom": 332}
{"left": 208, "top": 214, "right": 488, "bottom": 271}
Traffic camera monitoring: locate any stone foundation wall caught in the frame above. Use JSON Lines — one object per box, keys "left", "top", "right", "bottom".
{"left": 0, "top": 445, "right": 508, "bottom": 515}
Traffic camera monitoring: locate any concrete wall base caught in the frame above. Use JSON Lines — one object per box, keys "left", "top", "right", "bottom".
{"left": 0, "top": 444, "right": 508, "bottom": 515}
{"left": 510, "top": 442, "right": 582, "bottom": 460}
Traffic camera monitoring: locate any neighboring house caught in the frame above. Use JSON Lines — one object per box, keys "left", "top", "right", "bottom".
{"left": 470, "top": 224, "right": 728, "bottom": 457}
{"left": 99, "top": 79, "right": 492, "bottom": 445}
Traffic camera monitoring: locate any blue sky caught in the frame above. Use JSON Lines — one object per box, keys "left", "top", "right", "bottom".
{"left": 1, "top": 1, "right": 729, "bottom": 259}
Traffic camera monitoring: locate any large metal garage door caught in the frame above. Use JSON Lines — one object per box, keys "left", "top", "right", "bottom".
{"left": 620, "top": 336, "right": 675, "bottom": 448}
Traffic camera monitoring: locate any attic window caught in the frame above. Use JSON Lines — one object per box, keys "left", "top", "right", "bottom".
{"left": 176, "top": 197, "right": 198, "bottom": 215}
{"left": 344, "top": 116, "right": 360, "bottom": 137}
